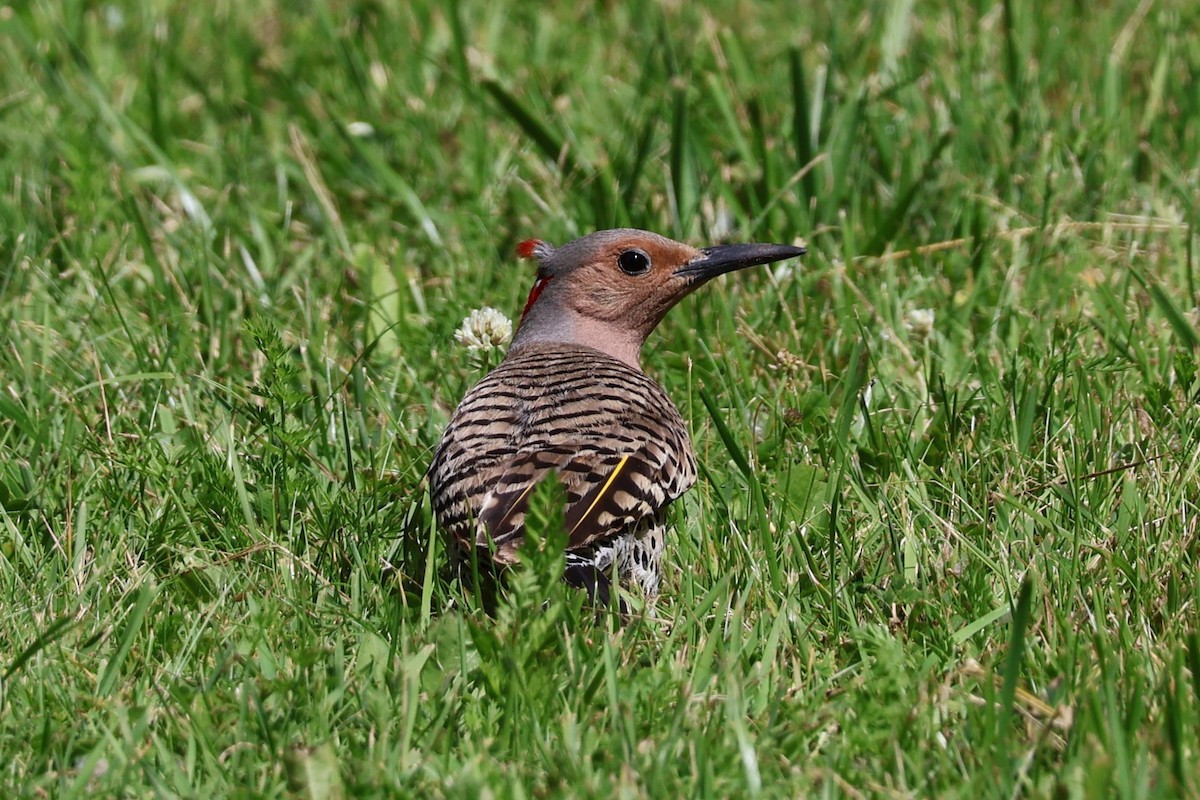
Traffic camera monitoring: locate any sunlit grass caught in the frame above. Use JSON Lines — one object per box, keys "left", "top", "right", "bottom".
{"left": 2, "top": 0, "right": 1199, "bottom": 796}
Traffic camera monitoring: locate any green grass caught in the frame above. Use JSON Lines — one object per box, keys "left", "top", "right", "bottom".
{"left": 2, "top": 0, "right": 1199, "bottom": 796}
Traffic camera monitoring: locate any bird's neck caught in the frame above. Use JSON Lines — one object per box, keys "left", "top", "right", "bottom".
{"left": 508, "top": 303, "right": 645, "bottom": 369}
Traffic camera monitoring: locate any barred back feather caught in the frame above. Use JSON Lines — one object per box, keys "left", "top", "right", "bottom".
{"left": 429, "top": 343, "right": 696, "bottom": 598}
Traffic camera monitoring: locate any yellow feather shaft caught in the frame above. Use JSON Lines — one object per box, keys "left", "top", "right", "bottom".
{"left": 570, "top": 455, "right": 630, "bottom": 536}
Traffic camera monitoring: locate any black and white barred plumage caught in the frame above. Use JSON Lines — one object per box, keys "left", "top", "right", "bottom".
{"left": 429, "top": 343, "right": 696, "bottom": 599}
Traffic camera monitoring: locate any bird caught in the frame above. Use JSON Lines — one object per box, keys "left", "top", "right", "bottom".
{"left": 428, "top": 228, "right": 805, "bottom": 607}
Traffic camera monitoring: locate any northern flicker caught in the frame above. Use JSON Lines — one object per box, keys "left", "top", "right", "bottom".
{"left": 429, "top": 228, "right": 805, "bottom": 605}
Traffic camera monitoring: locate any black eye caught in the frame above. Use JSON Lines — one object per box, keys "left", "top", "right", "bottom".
{"left": 618, "top": 249, "right": 651, "bottom": 275}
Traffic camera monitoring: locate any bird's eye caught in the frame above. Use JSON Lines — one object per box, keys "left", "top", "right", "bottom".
{"left": 617, "top": 249, "right": 651, "bottom": 276}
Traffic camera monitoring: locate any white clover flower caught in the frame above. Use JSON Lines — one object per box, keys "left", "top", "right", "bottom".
{"left": 103, "top": 5, "right": 125, "bottom": 31}
{"left": 454, "top": 307, "right": 513, "bottom": 354}
{"left": 904, "top": 307, "right": 935, "bottom": 340}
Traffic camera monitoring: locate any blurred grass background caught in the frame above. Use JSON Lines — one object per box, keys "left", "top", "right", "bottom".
{"left": 2, "top": 0, "right": 1199, "bottom": 796}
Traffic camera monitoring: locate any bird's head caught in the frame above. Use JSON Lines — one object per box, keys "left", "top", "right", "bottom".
{"left": 510, "top": 228, "right": 805, "bottom": 367}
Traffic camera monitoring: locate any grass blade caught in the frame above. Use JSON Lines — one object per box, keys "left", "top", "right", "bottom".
{"left": 97, "top": 582, "right": 157, "bottom": 698}
{"left": 481, "top": 78, "right": 576, "bottom": 175}
{"left": 997, "top": 574, "right": 1034, "bottom": 741}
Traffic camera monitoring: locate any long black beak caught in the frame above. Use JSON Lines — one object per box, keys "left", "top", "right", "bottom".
{"left": 674, "top": 242, "right": 806, "bottom": 284}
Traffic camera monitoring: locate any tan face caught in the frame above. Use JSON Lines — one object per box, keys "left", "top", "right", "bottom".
{"left": 556, "top": 233, "right": 704, "bottom": 330}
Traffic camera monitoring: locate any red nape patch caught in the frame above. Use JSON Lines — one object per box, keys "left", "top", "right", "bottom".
{"left": 520, "top": 275, "right": 553, "bottom": 322}
{"left": 516, "top": 239, "right": 544, "bottom": 259}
